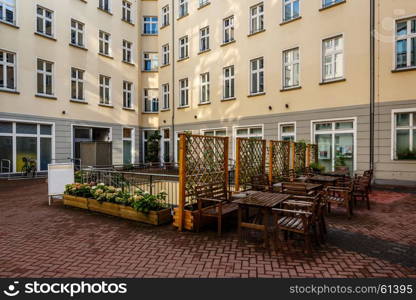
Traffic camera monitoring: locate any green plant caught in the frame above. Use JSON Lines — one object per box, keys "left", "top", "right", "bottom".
{"left": 146, "top": 131, "right": 162, "bottom": 163}
{"left": 309, "top": 162, "right": 325, "bottom": 172}
{"left": 335, "top": 154, "right": 347, "bottom": 167}
{"left": 74, "top": 170, "right": 84, "bottom": 183}
{"left": 64, "top": 183, "right": 93, "bottom": 198}
{"left": 397, "top": 149, "right": 416, "bottom": 160}
{"left": 130, "top": 188, "right": 167, "bottom": 213}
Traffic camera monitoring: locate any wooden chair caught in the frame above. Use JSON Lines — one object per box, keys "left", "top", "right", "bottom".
{"left": 195, "top": 182, "right": 238, "bottom": 236}
{"left": 324, "top": 183, "right": 354, "bottom": 219}
{"left": 353, "top": 176, "right": 370, "bottom": 210}
{"left": 250, "top": 174, "right": 270, "bottom": 191}
{"left": 282, "top": 182, "right": 316, "bottom": 196}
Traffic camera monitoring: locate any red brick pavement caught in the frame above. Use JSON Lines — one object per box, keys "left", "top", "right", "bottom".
{"left": 0, "top": 179, "right": 415, "bottom": 278}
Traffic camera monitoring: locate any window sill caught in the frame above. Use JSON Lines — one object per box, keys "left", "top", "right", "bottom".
{"left": 122, "top": 60, "right": 135, "bottom": 66}
{"left": 121, "top": 19, "right": 135, "bottom": 26}
{"left": 98, "top": 53, "right": 114, "bottom": 59}
{"left": 160, "top": 24, "right": 170, "bottom": 30}
{"left": 34, "top": 32, "right": 57, "bottom": 41}
{"left": 160, "top": 108, "right": 171, "bottom": 112}
{"left": 247, "top": 92, "right": 266, "bottom": 98}
{"left": 198, "top": 2, "right": 211, "bottom": 10}
{"left": 122, "top": 107, "right": 135, "bottom": 111}
{"left": 221, "top": 40, "right": 236, "bottom": 47}
{"left": 0, "top": 20, "right": 19, "bottom": 29}
{"left": 177, "top": 105, "right": 190, "bottom": 109}
{"left": 97, "top": 7, "right": 113, "bottom": 15}
{"left": 198, "top": 49, "right": 211, "bottom": 55}
{"left": 247, "top": 29, "right": 266, "bottom": 37}
{"left": 280, "top": 86, "right": 302, "bottom": 92}
{"left": 280, "top": 16, "right": 302, "bottom": 26}
{"left": 177, "top": 57, "right": 190, "bottom": 62}
{"left": 35, "top": 94, "right": 57, "bottom": 100}
{"left": 198, "top": 102, "right": 211, "bottom": 106}
{"left": 319, "top": 0, "right": 347, "bottom": 11}
{"left": 69, "top": 43, "right": 88, "bottom": 51}
{"left": 391, "top": 67, "right": 416, "bottom": 73}
{"left": 221, "top": 97, "right": 236, "bottom": 102}
{"left": 142, "top": 111, "right": 159, "bottom": 114}
{"left": 70, "top": 99, "right": 88, "bottom": 104}
{"left": 98, "top": 103, "right": 114, "bottom": 108}
{"left": 160, "top": 63, "right": 170, "bottom": 68}
{"left": 141, "top": 33, "right": 158, "bottom": 37}
{"left": 0, "top": 89, "right": 20, "bottom": 95}
{"left": 319, "top": 78, "right": 346, "bottom": 85}
{"left": 177, "top": 13, "right": 189, "bottom": 21}
{"left": 141, "top": 70, "right": 158, "bottom": 73}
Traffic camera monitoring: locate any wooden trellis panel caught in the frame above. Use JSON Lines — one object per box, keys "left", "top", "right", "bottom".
{"left": 268, "top": 140, "right": 291, "bottom": 182}
{"left": 178, "top": 133, "right": 228, "bottom": 231}
{"left": 294, "top": 142, "right": 307, "bottom": 174}
{"left": 309, "top": 144, "right": 318, "bottom": 165}
{"left": 235, "top": 138, "right": 267, "bottom": 191}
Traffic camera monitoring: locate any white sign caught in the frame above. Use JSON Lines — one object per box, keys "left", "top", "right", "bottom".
{"left": 48, "top": 163, "right": 74, "bottom": 205}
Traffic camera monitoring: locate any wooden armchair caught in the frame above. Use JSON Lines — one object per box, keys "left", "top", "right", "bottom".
{"left": 195, "top": 182, "right": 238, "bottom": 236}
{"left": 353, "top": 176, "right": 370, "bottom": 210}
{"left": 250, "top": 174, "right": 270, "bottom": 191}
{"left": 282, "top": 182, "right": 316, "bottom": 196}
{"left": 324, "top": 184, "right": 353, "bottom": 218}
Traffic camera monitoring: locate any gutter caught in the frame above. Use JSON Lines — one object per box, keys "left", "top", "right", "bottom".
{"left": 370, "top": 0, "right": 375, "bottom": 170}
{"left": 171, "top": 0, "right": 176, "bottom": 162}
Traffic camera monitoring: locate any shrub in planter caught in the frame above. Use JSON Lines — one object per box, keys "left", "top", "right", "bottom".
{"left": 130, "top": 189, "right": 167, "bottom": 213}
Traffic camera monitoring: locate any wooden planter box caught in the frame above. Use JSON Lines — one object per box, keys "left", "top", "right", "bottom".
{"left": 63, "top": 194, "right": 88, "bottom": 209}
{"left": 88, "top": 199, "right": 120, "bottom": 217}
{"left": 173, "top": 207, "right": 202, "bottom": 231}
{"left": 120, "top": 206, "right": 172, "bottom": 226}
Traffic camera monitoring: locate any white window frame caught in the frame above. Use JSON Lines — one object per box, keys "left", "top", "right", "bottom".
{"left": 179, "top": 0, "right": 188, "bottom": 18}
{"left": 122, "top": 127, "right": 135, "bottom": 164}
{"left": 160, "top": 127, "right": 171, "bottom": 163}
{"left": 70, "top": 19, "right": 85, "bottom": 47}
{"left": 199, "top": 26, "right": 210, "bottom": 52}
{"left": 278, "top": 122, "right": 297, "bottom": 141}
{"left": 161, "top": 5, "right": 169, "bottom": 27}
{"left": 36, "top": 5, "right": 54, "bottom": 38}
{"left": 250, "top": 57, "right": 264, "bottom": 95}
{"left": 223, "top": 65, "right": 235, "bottom": 100}
{"left": 0, "top": 49, "right": 16, "bottom": 91}
{"left": 322, "top": 35, "right": 344, "bottom": 82}
{"left": 143, "top": 16, "right": 158, "bottom": 35}
{"left": 36, "top": 59, "right": 54, "bottom": 96}
{"left": 223, "top": 16, "right": 234, "bottom": 44}
{"left": 70, "top": 67, "right": 85, "bottom": 101}
{"left": 200, "top": 73, "right": 210, "bottom": 104}
{"left": 179, "top": 78, "right": 189, "bottom": 107}
{"left": 283, "top": 0, "right": 300, "bottom": 22}
{"left": 199, "top": 0, "right": 210, "bottom": 8}
{"left": 142, "top": 129, "right": 156, "bottom": 162}
{"left": 310, "top": 117, "right": 357, "bottom": 172}
{"left": 162, "top": 44, "right": 170, "bottom": 66}
{"left": 122, "top": 40, "right": 133, "bottom": 63}
{"left": 143, "top": 88, "right": 159, "bottom": 113}
{"left": 395, "top": 17, "right": 416, "bottom": 70}
{"left": 99, "top": 74, "right": 111, "bottom": 105}
{"left": 0, "top": 0, "right": 16, "bottom": 25}
{"left": 322, "top": 0, "right": 343, "bottom": 8}
{"left": 161, "top": 83, "right": 170, "bottom": 110}
{"left": 391, "top": 108, "right": 416, "bottom": 160}
{"left": 99, "top": 0, "right": 111, "bottom": 12}
{"left": 99, "top": 30, "right": 111, "bottom": 56}
{"left": 200, "top": 128, "right": 227, "bottom": 137}
{"left": 122, "top": 0, "right": 132, "bottom": 23}
{"left": 282, "top": 47, "right": 300, "bottom": 89}
{"left": 179, "top": 36, "right": 188, "bottom": 59}
{"left": 233, "top": 125, "right": 264, "bottom": 158}
{"left": 142, "top": 52, "right": 158, "bottom": 71}
{"left": 123, "top": 81, "right": 133, "bottom": 109}
{"left": 250, "top": 3, "right": 264, "bottom": 34}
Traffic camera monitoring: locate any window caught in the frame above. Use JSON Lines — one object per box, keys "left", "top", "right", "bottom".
{"left": 143, "top": 89, "right": 159, "bottom": 113}
{"left": 179, "top": 78, "right": 189, "bottom": 107}
{"left": 223, "top": 66, "right": 235, "bottom": 100}
{"left": 0, "top": 50, "right": 16, "bottom": 91}
{"left": 250, "top": 57, "right": 264, "bottom": 94}
{"left": 99, "top": 30, "right": 111, "bottom": 56}
{"left": 202, "top": 129, "right": 226, "bottom": 137}
{"left": 162, "top": 44, "right": 169, "bottom": 66}
{"left": 123, "top": 128, "right": 134, "bottom": 165}
{"left": 70, "top": 19, "right": 84, "bottom": 47}
{"left": 322, "top": 35, "right": 344, "bottom": 82}
{"left": 143, "top": 52, "right": 158, "bottom": 71}
{"left": 36, "top": 6, "right": 53, "bottom": 37}
{"left": 123, "top": 81, "right": 133, "bottom": 109}
{"left": 179, "top": 0, "right": 188, "bottom": 18}
{"left": 99, "top": 0, "right": 110, "bottom": 12}
{"left": 322, "top": 0, "right": 343, "bottom": 8}
{"left": 199, "top": 0, "right": 210, "bottom": 8}
{"left": 179, "top": 36, "right": 188, "bottom": 59}
{"left": 71, "top": 68, "right": 84, "bottom": 101}
{"left": 200, "top": 73, "right": 210, "bottom": 104}
{"left": 162, "top": 5, "right": 169, "bottom": 27}
{"left": 199, "top": 26, "right": 210, "bottom": 52}
{"left": 235, "top": 126, "right": 263, "bottom": 139}
{"left": 250, "top": 3, "right": 264, "bottom": 34}
{"left": 0, "top": 0, "right": 15, "bottom": 25}
{"left": 123, "top": 40, "right": 132, "bottom": 63}
{"left": 37, "top": 59, "right": 53, "bottom": 96}
{"left": 223, "top": 16, "right": 234, "bottom": 44}
{"left": 0, "top": 121, "right": 53, "bottom": 173}
{"left": 279, "top": 123, "right": 296, "bottom": 141}
{"left": 143, "top": 130, "right": 157, "bottom": 162}
{"left": 393, "top": 111, "right": 416, "bottom": 160}
{"left": 143, "top": 16, "right": 158, "bottom": 34}
{"left": 283, "top": 48, "right": 300, "bottom": 88}
{"left": 122, "top": 1, "right": 132, "bottom": 23}
{"left": 395, "top": 18, "right": 416, "bottom": 69}
{"left": 283, "top": 0, "right": 299, "bottom": 22}
{"left": 162, "top": 83, "right": 170, "bottom": 110}
{"left": 161, "top": 128, "right": 170, "bottom": 162}
{"left": 99, "top": 75, "right": 111, "bottom": 105}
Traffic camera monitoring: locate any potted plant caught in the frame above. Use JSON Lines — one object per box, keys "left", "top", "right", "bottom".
{"left": 88, "top": 184, "right": 122, "bottom": 217}
{"left": 309, "top": 162, "right": 325, "bottom": 174}
{"left": 63, "top": 183, "right": 92, "bottom": 209}
{"left": 335, "top": 154, "right": 349, "bottom": 173}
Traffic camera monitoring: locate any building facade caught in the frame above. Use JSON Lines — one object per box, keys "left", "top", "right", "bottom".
{"left": 0, "top": 0, "right": 415, "bottom": 184}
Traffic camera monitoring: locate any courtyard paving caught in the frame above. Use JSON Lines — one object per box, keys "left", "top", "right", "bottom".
{"left": 0, "top": 179, "right": 415, "bottom": 278}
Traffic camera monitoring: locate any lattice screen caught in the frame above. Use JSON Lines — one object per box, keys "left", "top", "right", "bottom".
{"left": 294, "top": 142, "right": 307, "bottom": 174}
{"left": 309, "top": 144, "right": 318, "bottom": 165}
{"left": 235, "top": 138, "right": 266, "bottom": 191}
{"left": 269, "top": 141, "right": 291, "bottom": 180}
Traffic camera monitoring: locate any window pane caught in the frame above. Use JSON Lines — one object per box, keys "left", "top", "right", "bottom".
{"left": 335, "top": 122, "right": 353, "bottom": 130}
{"left": 16, "top": 123, "right": 37, "bottom": 134}
{"left": 282, "top": 125, "right": 294, "bottom": 133}
{"left": 40, "top": 137, "right": 52, "bottom": 170}
{"left": 123, "top": 140, "right": 132, "bottom": 164}
{"left": 0, "top": 121, "right": 12, "bottom": 133}
{"left": 236, "top": 129, "right": 248, "bottom": 136}
{"left": 123, "top": 128, "right": 132, "bottom": 138}
{"left": 396, "top": 40, "right": 407, "bottom": 68}
{"left": 316, "top": 123, "right": 332, "bottom": 131}
{"left": 16, "top": 137, "right": 37, "bottom": 172}
{"left": 0, "top": 136, "right": 13, "bottom": 173}
{"left": 396, "top": 21, "right": 407, "bottom": 36}
{"left": 396, "top": 113, "right": 410, "bottom": 127}
{"left": 250, "top": 128, "right": 262, "bottom": 135}
{"left": 316, "top": 134, "right": 332, "bottom": 172}
{"left": 396, "top": 130, "right": 410, "bottom": 155}
{"left": 40, "top": 124, "right": 52, "bottom": 135}
{"left": 412, "top": 37, "right": 415, "bottom": 67}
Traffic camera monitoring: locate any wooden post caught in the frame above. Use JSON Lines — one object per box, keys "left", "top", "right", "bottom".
{"left": 268, "top": 141, "right": 274, "bottom": 185}
{"left": 224, "top": 137, "right": 229, "bottom": 190}
{"left": 262, "top": 140, "right": 267, "bottom": 176}
{"left": 235, "top": 138, "right": 241, "bottom": 192}
{"left": 291, "top": 142, "right": 296, "bottom": 170}
{"left": 178, "top": 134, "right": 186, "bottom": 232}
{"left": 306, "top": 145, "right": 311, "bottom": 167}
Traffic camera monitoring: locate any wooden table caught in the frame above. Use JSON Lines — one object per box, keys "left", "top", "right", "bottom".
{"left": 281, "top": 182, "right": 323, "bottom": 192}
{"left": 309, "top": 175, "right": 338, "bottom": 186}
{"left": 323, "top": 170, "right": 350, "bottom": 177}
{"left": 233, "top": 192, "right": 291, "bottom": 251}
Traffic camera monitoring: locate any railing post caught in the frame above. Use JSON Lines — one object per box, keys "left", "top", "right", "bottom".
{"left": 149, "top": 175, "right": 153, "bottom": 194}
{"left": 178, "top": 134, "right": 186, "bottom": 232}
{"left": 224, "top": 137, "right": 229, "bottom": 192}
{"left": 268, "top": 141, "right": 273, "bottom": 185}
{"left": 261, "top": 139, "right": 267, "bottom": 176}
{"left": 235, "top": 138, "right": 241, "bottom": 192}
